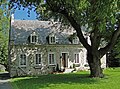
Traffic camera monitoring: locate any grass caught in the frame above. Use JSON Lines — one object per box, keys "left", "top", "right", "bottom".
{"left": 10, "top": 68, "right": 120, "bottom": 89}
{"left": 0, "top": 70, "right": 5, "bottom": 72}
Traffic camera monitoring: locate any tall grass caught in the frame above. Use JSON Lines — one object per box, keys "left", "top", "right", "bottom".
{"left": 11, "top": 68, "right": 120, "bottom": 89}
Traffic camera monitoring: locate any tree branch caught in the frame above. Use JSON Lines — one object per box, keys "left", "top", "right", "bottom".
{"left": 63, "top": 12, "right": 91, "bottom": 50}
{"left": 99, "top": 20, "right": 120, "bottom": 57}
{"left": 46, "top": 0, "right": 91, "bottom": 50}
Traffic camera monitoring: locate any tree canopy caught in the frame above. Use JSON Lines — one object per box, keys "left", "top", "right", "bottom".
{"left": 10, "top": 0, "right": 120, "bottom": 50}
{"left": 0, "top": 0, "right": 9, "bottom": 69}
{"left": 10, "top": 0, "right": 120, "bottom": 77}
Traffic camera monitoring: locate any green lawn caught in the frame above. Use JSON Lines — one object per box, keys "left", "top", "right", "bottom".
{"left": 10, "top": 68, "right": 120, "bottom": 89}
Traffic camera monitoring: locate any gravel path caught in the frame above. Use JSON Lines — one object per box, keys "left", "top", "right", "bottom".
{"left": 0, "top": 72, "right": 12, "bottom": 89}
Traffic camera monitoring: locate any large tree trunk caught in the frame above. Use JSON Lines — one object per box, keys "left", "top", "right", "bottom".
{"left": 46, "top": 1, "right": 120, "bottom": 78}
{"left": 87, "top": 50, "right": 104, "bottom": 78}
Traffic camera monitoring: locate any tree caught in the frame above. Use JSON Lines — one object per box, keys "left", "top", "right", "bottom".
{"left": 10, "top": 0, "right": 120, "bottom": 78}
{"left": 106, "top": 49, "right": 120, "bottom": 67}
{"left": 107, "top": 37, "right": 120, "bottom": 67}
{"left": 0, "top": 0, "right": 9, "bottom": 70}
{"left": 113, "top": 36, "right": 120, "bottom": 57}
{"left": 104, "top": 13, "right": 120, "bottom": 67}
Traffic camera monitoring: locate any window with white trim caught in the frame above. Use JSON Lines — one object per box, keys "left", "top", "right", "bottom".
{"left": 72, "top": 37, "right": 79, "bottom": 44}
{"left": 19, "top": 54, "right": 27, "bottom": 66}
{"left": 74, "top": 53, "right": 80, "bottom": 63}
{"left": 30, "top": 32, "right": 38, "bottom": 43}
{"left": 49, "top": 34, "right": 56, "bottom": 44}
{"left": 35, "top": 54, "right": 42, "bottom": 65}
{"left": 51, "top": 37, "right": 55, "bottom": 43}
{"left": 48, "top": 53, "right": 55, "bottom": 65}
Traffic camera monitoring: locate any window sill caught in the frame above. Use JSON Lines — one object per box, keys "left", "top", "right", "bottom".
{"left": 34, "top": 64, "right": 42, "bottom": 66}
{"left": 34, "top": 66, "right": 42, "bottom": 69}
{"left": 49, "top": 43, "right": 56, "bottom": 45}
{"left": 74, "top": 63, "right": 80, "bottom": 64}
{"left": 19, "top": 65, "right": 27, "bottom": 67}
{"left": 49, "top": 64, "right": 56, "bottom": 66}
{"left": 30, "top": 42, "right": 38, "bottom": 44}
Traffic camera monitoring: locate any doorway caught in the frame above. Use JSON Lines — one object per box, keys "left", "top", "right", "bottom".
{"left": 61, "top": 53, "right": 69, "bottom": 68}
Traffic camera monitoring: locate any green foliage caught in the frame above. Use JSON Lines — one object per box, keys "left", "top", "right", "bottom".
{"left": 0, "top": 32, "right": 8, "bottom": 65}
{"left": 10, "top": 0, "right": 119, "bottom": 40}
{"left": 9, "top": 0, "right": 120, "bottom": 77}
{"left": 11, "top": 68, "right": 120, "bottom": 89}
{"left": 107, "top": 49, "right": 120, "bottom": 67}
{"left": 0, "top": 0, "right": 9, "bottom": 67}
{"left": 113, "top": 37, "right": 120, "bottom": 59}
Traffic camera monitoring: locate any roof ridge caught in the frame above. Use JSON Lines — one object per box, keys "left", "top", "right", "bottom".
{"left": 14, "top": 20, "right": 50, "bottom": 22}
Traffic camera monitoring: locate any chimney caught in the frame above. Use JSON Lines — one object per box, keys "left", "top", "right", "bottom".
{"left": 11, "top": 14, "right": 14, "bottom": 23}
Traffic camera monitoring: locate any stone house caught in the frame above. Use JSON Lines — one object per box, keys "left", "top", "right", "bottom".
{"left": 9, "top": 18, "right": 106, "bottom": 77}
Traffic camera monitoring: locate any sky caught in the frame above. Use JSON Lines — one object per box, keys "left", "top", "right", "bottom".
{"left": 14, "top": 7, "right": 37, "bottom": 20}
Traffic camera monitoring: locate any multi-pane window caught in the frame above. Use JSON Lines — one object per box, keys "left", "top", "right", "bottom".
{"left": 32, "top": 35, "right": 37, "bottom": 43}
{"left": 72, "top": 37, "right": 79, "bottom": 44}
{"left": 20, "top": 54, "right": 26, "bottom": 66}
{"left": 35, "top": 54, "right": 42, "bottom": 65}
{"left": 30, "top": 32, "right": 38, "bottom": 43}
{"left": 49, "top": 34, "right": 56, "bottom": 44}
{"left": 50, "top": 36, "right": 55, "bottom": 43}
{"left": 48, "top": 53, "right": 55, "bottom": 65}
{"left": 74, "top": 53, "right": 80, "bottom": 63}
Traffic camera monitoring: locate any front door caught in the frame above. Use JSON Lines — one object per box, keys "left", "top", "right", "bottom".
{"left": 62, "top": 53, "right": 68, "bottom": 68}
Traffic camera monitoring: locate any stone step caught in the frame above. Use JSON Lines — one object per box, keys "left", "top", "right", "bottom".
{"left": 63, "top": 69, "right": 74, "bottom": 73}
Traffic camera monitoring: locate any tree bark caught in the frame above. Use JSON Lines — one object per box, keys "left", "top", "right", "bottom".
{"left": 63, "top": 10, "right": 104, "bottom": 78}
{"left": 46, "top": 0, "right": 120, "bottom": 78}
{"left": 87, "top": 50, "right": 104, "bottom": 78}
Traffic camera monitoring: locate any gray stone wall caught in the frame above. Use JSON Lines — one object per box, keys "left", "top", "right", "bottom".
{"left": 9, "top": 44, "right": 106, "bottom": 77}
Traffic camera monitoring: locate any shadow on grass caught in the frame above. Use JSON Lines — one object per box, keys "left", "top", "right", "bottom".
{"left": 11, "top": 73, "right": 100, "bottom": 89}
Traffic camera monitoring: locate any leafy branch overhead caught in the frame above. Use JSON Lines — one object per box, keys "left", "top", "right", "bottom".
{"left": 10, "top": 0, "right": 120, "bottom": 47}
{"left": 10, "top": 0, "right": 120, "bottom": 77}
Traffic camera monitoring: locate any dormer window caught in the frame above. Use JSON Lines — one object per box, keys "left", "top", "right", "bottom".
{"left": 69, "top": 33, "right": 79, "bottom": 44}
{"left": 72, "top": 37, "right": 79, "bottom": 44}
{"left": 49, "top": 34, "right": 56, "bottom": 44}
{"left": 32, "top": 35, "right": 37, "bottom": 43}
{"left": 50, "top": 36, "right": 55, "bottom": 43}
{"left": 30, "top": 32, "right": 38, "bottom": 44}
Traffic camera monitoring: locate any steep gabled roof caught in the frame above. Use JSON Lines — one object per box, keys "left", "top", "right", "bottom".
{"left": 11, "top": 20, "right": 78, "bottom": 45}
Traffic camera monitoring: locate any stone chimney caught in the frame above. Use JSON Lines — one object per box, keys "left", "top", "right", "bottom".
{"left": 11, "top": 14, "right": 14, "bottom": 24}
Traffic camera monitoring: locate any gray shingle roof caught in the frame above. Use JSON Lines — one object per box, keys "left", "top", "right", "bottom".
{"left": 11, "top": 20, "right": 77, "bottom": 45}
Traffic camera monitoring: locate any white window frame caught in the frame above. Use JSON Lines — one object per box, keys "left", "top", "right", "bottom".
{"left": 30, "top": 32, "right": 38, "bottom": 44}
{"left": 48, "top": 52, "right": 56, "bottom": 65}
{"left": 74, "top": 52, "right": 80, "bottom": 64}
{"left": 72, "top": 37, "right": 79, "bottom": 44}
{"left": 49, "top": 34, "right": 56, "bottom": 44}
{"left": 35, "top": 53, "right": 42, "bottom": 65}
{"left": 19, "top": 54, "right": 27, "bottom": 67}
